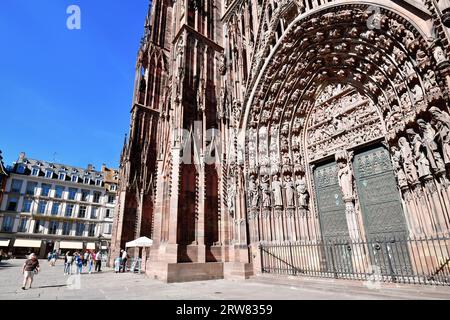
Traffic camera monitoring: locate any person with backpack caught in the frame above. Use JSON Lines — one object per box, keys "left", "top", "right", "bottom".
{"left": 21, "top": 253, "right": 40, "bottom": 290}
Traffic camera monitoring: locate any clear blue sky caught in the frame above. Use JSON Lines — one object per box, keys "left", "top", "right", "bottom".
{"left": 0, "top": 0, "right": 149, "bottom": 170}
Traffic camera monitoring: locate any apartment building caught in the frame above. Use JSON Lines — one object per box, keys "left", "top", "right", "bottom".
{"left": 0, "top": 152, "right": 118, "bottom": 258}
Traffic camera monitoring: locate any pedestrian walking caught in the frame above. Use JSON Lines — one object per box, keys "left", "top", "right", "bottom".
{"left": 22, "top": 253, "right": 40, "bottom": 290}
{"left": 121, "top": 249, "right": 128, "bottom": 273}
{"left": 114, "top": 256, "right": 122, "bottom": 273}
{"left": 87, "top": 251, "right": 94, "bottom": 274}
{"left": 50, "top": 251, "right": 57, "bottom": 267}
{"left": 94, "top": 251, "right": 102, "bottom": 272}
{"left": 75, "top": 253, "right": 83, "bottom": 274}
{"left": 47, "top": 252, "right": 52, "bottom": 264}
{"left": 64, "top": 251, "right": 73, "bottom": 275}
{"left": 83, "top": 251, "right": 88, "bottom": 266}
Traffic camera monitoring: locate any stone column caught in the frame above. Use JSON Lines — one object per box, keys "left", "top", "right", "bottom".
{"left": 166, "top": 146, "right": 182, "bottom": 263}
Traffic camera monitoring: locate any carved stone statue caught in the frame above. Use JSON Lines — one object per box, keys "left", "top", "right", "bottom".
{"left": 336, "top": 154, "right": 354, "bottom": 200}
{"left": 391, "top": 146, "right": 409, "bottom": 188}
{"left": 296, "top": 175, "right": 309, "bottom": 208}
{"left": 406, "top": 129, "right": 431, "bottom": 179}
{"left": 430, "top": 106, "right": 450, "bottom": 165}
{"left": 227, "top": 178, "right": 236, "bottom": 216}
{"left": 272, "top": 175, "right": 283, "bottom": 207}
{"left": 417, "top": 119, "right": 445, "bottom": 173}
{"left": 433, "top": 45, "right": 449, "bottom": 68}
{"left": 248, "top": 175, "right": 259, "bottom": 208}
{"left": 398, "top": 137, "right": 419, "bottom": 184}
{"left": 284, "top": 176, "right": 295, "bottom": 207}
{"left": 260, "top": 175, "right": 271, "bottom": 208}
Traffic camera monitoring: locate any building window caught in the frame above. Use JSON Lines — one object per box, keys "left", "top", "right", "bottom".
{"left": 31, "top": 168, "right": 40, "bottom": 176}
{"left": 7, "top": 197, "right": 18, "bottom": 211}
{"left": 71, "top": 175, "right": 78, "bottom": 183}
{"left": 65, "top": 204, "right": 75, "bottom": 217}
{"left": 18, "top": 218, "right": 27, "bottom": 233}
{"left": 93, "top": 192, "right": 101, "bottom": 204}
{"left": 81, "top": 190, "right": 89, "bottom": 202}
{"left": 96, "top": 179, "right": 102, "bottom": 186}
{"left": 88, "top": 224, "right": 96, "bottom": 237}
{"left": 41, "top": 184, "right": 51, "bottom": 197}
{"left": 58, "top": 173, "right": 66, "bottom": 181}
{"left": 84, "top": 177, "right": 90, "bottom": 185}
{"left": 11, "top": 179, "right": 23, "bottom": 193}
{"left": 104, "top": 223, "right": 112, "bottom": 234}
{"left": 78, "top": 206, "right": 87, "bottom": 218}
{"left": 34, "top": 220, "right": 44, "bottom": 234}
{"left": 45, "top": 170, "right": 53, "bottom": 179}
{"left": 51, "top": 202, "right": 60, "bottom": 216}
{"left": 17, "top": 165, "right": 26, "bottom": 174}
{"left": 107, "top": 195, "right": 116, "bottom": 204}
{"left": 90, "top": 207, "right": 98, "bottom": 219}
{"left": 25, "top": 181, "right": 37, "bottom": 195}
{"left": 1, "top": 216, "right": 14, "bottom": 232}
{"left": 75, "top": 223, "right": 85, "bottom": 236}
{"left": 38, "top": 200, "right": 47, "bottom": 214}
{"left": 68, "top": 187, "right": 77, "bottom": 200}
{"left": 110, "top": 184, "right": 117, "bottom": 191}
{"left": 54, "top": 186, "right": 64, "bottom": 199}
{"left": 105, "top": 209, "right": 111, "bottom": 218}
{"left": 48, "top": 221, "right": 59, "bottom": 235}
{"left": 22, "top": 199, "right": 33, "bottom": 213}
{"left": 62, "top": 222, "right": 72, "bottom": 236}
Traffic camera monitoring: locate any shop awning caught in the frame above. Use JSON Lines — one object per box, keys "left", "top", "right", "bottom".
{"left": 59, "top": 241, "right": 83, "bottom": 249}
{"left": 0, "top": 239, "right": 10, "bottom": 247}
{"left": 126, "top": 237, "right": 153, "bottom": 248}
{"left": 14, "top": 239, "right": 41, "bottom": 248}
{"left": 86, "top": 243, "right": 96, "bottom": 250}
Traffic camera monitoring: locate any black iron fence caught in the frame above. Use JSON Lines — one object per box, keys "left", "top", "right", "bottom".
{"left": 260, "top": 236, "right": 450, "bottom": 286}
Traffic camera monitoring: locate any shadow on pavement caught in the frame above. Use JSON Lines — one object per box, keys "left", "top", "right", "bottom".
{"left": 35, "top": 284, "right": 68, "bottom": 289}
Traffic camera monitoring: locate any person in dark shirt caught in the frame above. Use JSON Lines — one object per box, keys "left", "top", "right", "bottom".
{"left": 22, "top": 253, "right": 40, "bottom": 290}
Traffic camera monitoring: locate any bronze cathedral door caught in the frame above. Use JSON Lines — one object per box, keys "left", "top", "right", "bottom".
{"left": 353, "top": 145, "right": 412, "bottom": 276}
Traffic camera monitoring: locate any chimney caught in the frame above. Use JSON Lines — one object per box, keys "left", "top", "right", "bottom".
{"left": 87, "top": 164, "right": 93, "bottom": 171}
{"left": 101, "top": 164, "right": 106, "bottom": 172}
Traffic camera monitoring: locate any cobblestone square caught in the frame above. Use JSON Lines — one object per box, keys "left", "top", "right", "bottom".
{"left": 2, "top": 259, "right": 450, "bottom": 300}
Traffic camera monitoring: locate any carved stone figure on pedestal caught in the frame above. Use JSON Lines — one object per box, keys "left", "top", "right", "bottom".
{"left": 430, "top": 107, "right": 450, "bottom": 166}
{"left": 417, "top": 119, "right": 445, "bottom": 173}
{"left": 336, "top": 154, "right": 354, "bottom": 200}
{"left": 248, "top": 175, "right": 259, "bottom": 208}
{"left": 335, "top": 151, "right": 360, "bottom": 241}
{"left": 272, "top": 175, "right": 283, "bottom": 207}
{"left": 260, "top": 175, "right": 271, "bottom": 208}
{"left": 284, "top": 176, "right": 295, "bottom": 207}
{"left": 406, "top": 129, "right": 431, "bottom": 179}
{"left": 398, "top": 137, "right": 419, "bottom": 184}
{"left": 227, "top": 178, "right": 236, "bottom": 217}
{"left": 296, "top": 175, "right": 309, "bottom": 209}
{"left": 391, "top": 146, "right": 409, "bottom": 189}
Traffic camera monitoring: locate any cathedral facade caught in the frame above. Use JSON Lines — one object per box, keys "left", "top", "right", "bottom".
{"left": 111, "top": 0, "right": 450, "bottom": 282}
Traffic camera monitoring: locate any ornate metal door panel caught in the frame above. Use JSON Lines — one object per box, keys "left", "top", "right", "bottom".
{"left": 353, "top": 146, "right": 412, "bottom": 276}
{"left": 314, "top": 162, "right": 348, "bottom": 240}
{"left": 314, "top": 162, "right": 353, "bottom": 273}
